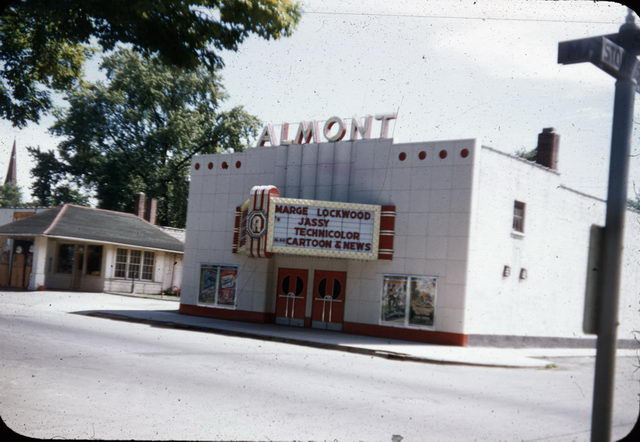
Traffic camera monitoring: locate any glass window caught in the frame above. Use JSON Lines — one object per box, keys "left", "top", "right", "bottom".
{"left": 142, "top": 252, "right": 154, "bottom": 280}
{"left": 127, "top": 250, "right": 141, "bottom": 279}
{"left": 114, "top": 248, "right": 155, "bottom": 281}
{"left": 513, "top": 201, "right": 525, "bottom": 233}
{"left": 381, "top": 275, "right": 437, "bottom": 328}
{"left": 57, "top": 244, "right": 75, "bottom": 274}
{"left": 86, "top": 246, "right": 103, "bottom": 276}
{"left": 198, "top": 264, "right": 238, "bottom": 307}
{"left": 75, "top": 245, "right": 84, "bottom": 272}
{"left": 115, "top": 248, "right": 127, "bottom": 278}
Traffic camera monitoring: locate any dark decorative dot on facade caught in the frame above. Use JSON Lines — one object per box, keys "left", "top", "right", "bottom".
{"left": 207, "top": 162, "right": 213, "bottom": 169}
{"left": 194, "top": 163, "right": 200, "bottom": 170}
{"left": 461, "top": 149, "right": 470, "bottom": 158}
{"left": 439, "top": 150, "right": 448, "bottom": 159}
{"left": 399, "top": 152, "right": 407, "bottom": 161}
{"left": 418, "top": 151, "right": 427, "bottom": 160}
{"left": 222, "top": 161, "right": 229, "bottom": 169}
{"left": 235, "top": 161, "right": 242, "bottom": 168}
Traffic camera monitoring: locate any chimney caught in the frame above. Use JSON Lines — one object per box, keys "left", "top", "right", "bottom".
{"left": 134, "top": 192, "right": 146, "bottom": 219}
{"left": 536, "top": 127, "right": 559, "bottom": 170}
{"left": 145, "top": 197, "right": 158, "bottom": 225}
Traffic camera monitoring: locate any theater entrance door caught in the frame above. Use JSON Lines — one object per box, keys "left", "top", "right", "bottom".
{"left": 311, "top": 270, "right": 347, "bottom": 331}
{"left": 275, "top": 268, "right": 308, "bottom": 327}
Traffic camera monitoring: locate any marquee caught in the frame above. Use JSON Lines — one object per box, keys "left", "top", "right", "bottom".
{"left": 233, "top": 186, "right": 395, "bottom": 260}
{"left": 267, "top": 198, "right": 381, "bottom": 260}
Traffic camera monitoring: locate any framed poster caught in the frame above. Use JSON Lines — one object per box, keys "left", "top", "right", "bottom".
{"left": 198, "top": 265, "right": 218, "bottom": 304}
{"left": 381, "top": 275, "right": 408, "bottom": 324}
{"left": 381, "top": 275, "right": 437, "bottom": 329}
{"left": 409, "top": 277, "right": 436, "bottom": 326}
{"left": 198, "top": 264, "right": 238, "bottom": 307}
{"left": 217, "top": 266, "right": 238, "bottom": 305}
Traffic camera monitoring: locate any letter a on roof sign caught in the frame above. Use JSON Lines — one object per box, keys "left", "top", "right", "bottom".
{"left": 257, "top": 124, "right": 278, "bottom": 147}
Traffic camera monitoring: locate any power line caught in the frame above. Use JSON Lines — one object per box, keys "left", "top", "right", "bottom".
{"left": 302, "top": 10, "right": 622, "bottom": 25}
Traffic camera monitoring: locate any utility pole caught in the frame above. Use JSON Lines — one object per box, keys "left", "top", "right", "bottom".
{"left": 558, "top": 10, "right": 640, "bottom": 442}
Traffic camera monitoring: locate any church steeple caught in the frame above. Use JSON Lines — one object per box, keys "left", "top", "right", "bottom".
{"left": 4, "top": 139, "right": 17, "bottom": 185}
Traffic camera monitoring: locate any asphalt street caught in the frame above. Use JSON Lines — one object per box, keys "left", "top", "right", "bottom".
{"left": 1, "top": 291, "right": 638, "bottom": 441}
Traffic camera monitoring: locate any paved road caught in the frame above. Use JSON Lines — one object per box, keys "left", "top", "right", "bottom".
{"left": 1, "top": 291, "right": 638, "bottom": 441}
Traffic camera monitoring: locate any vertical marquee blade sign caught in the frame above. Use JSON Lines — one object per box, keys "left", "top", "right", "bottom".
{"left": 233, "top": 185, "right": 280, "bottom": 258}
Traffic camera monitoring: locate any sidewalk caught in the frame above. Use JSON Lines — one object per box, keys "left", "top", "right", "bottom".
{"left": 72, "top": 294, "right": 638, "bottom": 369}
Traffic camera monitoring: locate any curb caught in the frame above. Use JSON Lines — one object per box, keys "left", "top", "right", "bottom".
{"left": 75, "top": 311, "right": 554, "bottom": 369}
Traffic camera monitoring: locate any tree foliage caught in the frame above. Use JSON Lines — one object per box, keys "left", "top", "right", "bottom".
{"left": 0, "top": 0, "right": 300, "bottom": 126}
{"left": 514, "top": 147, "right": 537, "bottom": 162}
{"left": 30, "top": 48, "right": 261, "bottom": 227}
{"left": 0, "top": 183, "right": 22, "bottom": 206}
{"left": 28, "top": 148, "right": 89, "bottom": 207}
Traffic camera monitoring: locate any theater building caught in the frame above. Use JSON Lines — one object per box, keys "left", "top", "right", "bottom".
{"left": 179, "top": 118, "right": 640, "bottom": 347}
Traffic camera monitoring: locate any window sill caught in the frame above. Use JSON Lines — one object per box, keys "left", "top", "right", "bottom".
{"left": 510, "top": 231, "right": 525, "bottom": 239}
{"left": 379, "top": 320, "right": 436, "bottom": 331}
{"left": 111, "top": 277, "right": 156, "bottom": 282}
{"left": 196, "top": 303, "right": 237, "bottom": 310}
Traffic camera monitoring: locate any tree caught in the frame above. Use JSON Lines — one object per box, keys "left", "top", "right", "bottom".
{"left": 0, "top": 0, "right": 300, "bottom": 127}
{"left": 30, "top": 48, "right": 261, "bottom": 227}
{"left": 514, "top": 147, "right": 537, "bottom": 161}
{"left": 0, "top": 183, "right": 22, "bottom": 206}
{"left": 28, "top": 148, "right": 89, "bottom": 206}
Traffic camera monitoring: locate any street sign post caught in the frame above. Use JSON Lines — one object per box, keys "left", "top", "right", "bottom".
{"left": 559, "top": 10, "right": 640, "bottom": 442}
{"left": 583, "top": 225, "right": 603, "bottom": 335}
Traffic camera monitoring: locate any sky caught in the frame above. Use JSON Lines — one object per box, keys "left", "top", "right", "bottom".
{"left": 1, "top": 0, "right": 639, "bottom": 201}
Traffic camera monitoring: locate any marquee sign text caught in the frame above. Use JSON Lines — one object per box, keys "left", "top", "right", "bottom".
{"left": 267, "top": 198, "right": 381, "bottom": 260}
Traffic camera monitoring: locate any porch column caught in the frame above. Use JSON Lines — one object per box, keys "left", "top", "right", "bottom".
{"left": 28, "top": 236, "right": 48, "bottom": 290}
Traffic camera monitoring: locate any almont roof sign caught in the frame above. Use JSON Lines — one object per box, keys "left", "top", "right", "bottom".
{"left": 256, "top": 113, "right": 397, "bottom": 147}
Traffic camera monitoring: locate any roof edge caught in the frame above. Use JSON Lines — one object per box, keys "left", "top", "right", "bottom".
{"left": 43, "top": 204, "right": 69, "bottom": 235}
{"left": 44, "top": 234, "right": 184, "bottom": 254}
{"left": 63, "top": 203, "right": 184, "bottom": 243}
{"left": 480, "top": 145, "right": 561, "bottom": 176}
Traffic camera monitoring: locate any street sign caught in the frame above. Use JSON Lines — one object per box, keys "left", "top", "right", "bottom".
{"left": 558, "top": 36, "right": 626, "bottom": 78}
{"left": 600, "top": 37, "right": 624, "bottom": 74}
{"left": 558, "top": 36, "right": 599, "bottom": 65}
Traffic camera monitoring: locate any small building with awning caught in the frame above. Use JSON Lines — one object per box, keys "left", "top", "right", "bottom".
{"left": 0, "top": 204, "right": 183, "bottom": 293}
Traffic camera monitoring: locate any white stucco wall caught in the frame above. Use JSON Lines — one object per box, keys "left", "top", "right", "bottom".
{"left": 159, "top": 252, "right": 183, "bottom": 292}
{"left": 465, "top": 146, "right": 640, "bottom": 341}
